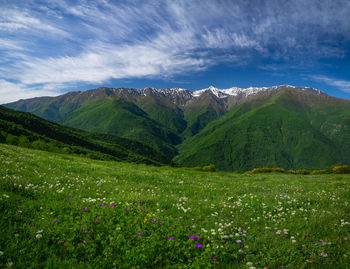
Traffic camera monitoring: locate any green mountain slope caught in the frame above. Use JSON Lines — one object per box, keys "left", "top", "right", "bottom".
{"left": 62, "top": 98, "right": 180, "bottom": 157}
{"left": 135, "top": 95, "right": 187, "bottom": 134}
{"left": 175, "top": 89, "right": 350, "bottom": 171}
{"left": 183, "top": 93, "right": 226, "bottom": 138}
{"left": 0, "top": 105, "right": 169, "bottom": 165}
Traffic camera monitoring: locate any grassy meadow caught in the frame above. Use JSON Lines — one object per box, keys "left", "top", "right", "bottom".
{"left": 0, "top": 143, "right": 349, "bottom": 268}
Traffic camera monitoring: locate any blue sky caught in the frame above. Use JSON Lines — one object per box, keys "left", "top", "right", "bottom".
{"left": 0, "top": 0, "right": 350, "bottom": 103}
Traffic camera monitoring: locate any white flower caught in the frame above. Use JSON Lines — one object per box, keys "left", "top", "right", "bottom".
{"left": 36, "top": 234, "right": 42, "bottom": 239}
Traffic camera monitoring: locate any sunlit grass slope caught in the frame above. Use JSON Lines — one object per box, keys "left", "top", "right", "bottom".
{"left": 0, "top": 143, "right": 349, "bottom": 268}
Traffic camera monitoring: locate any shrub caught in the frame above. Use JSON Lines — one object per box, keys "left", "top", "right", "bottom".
{"left": 332, "top": 165, "right": 350, "bottom": 174}
{"left": 249, "top": 167, "right": 285, "bottom": 174}
{"left": 287, "top": 169, "right": 310, "bottom": 175}
{"left": 310, "top": 168, "right": 332, "bottom": 175}
{"left": 201, "top": 164, "right": 216, "bottom": 172}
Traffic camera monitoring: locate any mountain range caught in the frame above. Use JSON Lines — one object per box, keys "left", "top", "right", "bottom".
{"left": 5, "top": 85, "right": 350, "bottom": 171}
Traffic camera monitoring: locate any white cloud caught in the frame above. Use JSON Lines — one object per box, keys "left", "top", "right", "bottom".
{"left": 310, "top": 75, "right": 350, "bottom": 93}
{"left": 0, "top": 79, "right": 59, "bottom": 104}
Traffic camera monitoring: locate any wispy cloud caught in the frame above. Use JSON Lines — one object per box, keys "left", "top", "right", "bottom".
{"left": 0, "top": 0, "right": 350, "bottom": 103}
{"left": 310, "top": 75, "right": 350, "bottom": 93}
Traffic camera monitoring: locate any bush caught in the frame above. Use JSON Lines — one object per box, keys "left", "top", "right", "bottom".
{"left": 288, "top": 169, "right": 310, "bottom": 175}
{"left": 332, "top": 165, "right": 350, "bottom": 174}
{"left": 201, "top": 164, "right": 216, "bottom": 172}
{"left": 249, "top": 167, "right": 285, "bottom": 174}
{"left": 310, "top": 168, "right": 332, "bottom": 175}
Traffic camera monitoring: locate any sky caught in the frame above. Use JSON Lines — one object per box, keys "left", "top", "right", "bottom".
{"left": 0, "top": 0, "right": 350, "bottom": 104}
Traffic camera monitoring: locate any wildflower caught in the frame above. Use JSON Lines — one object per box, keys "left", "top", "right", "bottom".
{"left": 36, "top": 234, "right": 42, "bottom": 239}
{"left": 246, "top": 262, "right": 253, "bottom": 266}
{"left": 17, "top": 210, "right": 22, "bottom": 213}
{"left": 236, "top": 240, "right": 242, "bottom": 243}
{"left": 84, "top": 206, "right": 87, "bottom": 211}
{"left": 109, "top": 203, "right": 115, "bottom": 206}
{"left": 211, "top": 256, "right": 217, "bottom": 260}
{"left": 153, "top": 218, "right": 156, "bottom": 222}
{"left": 276, "top": 230, "right": 281, "bottom": 235}
{"left": 146, "top": 209, "right": 150, "bottom": 211}
{"left": 68, "top": 198, "right": 73, "bottom": 200}
{"left": 192, "top": 225, "right": 196, "bottom": 228}
{"left": 126, "top": 208, "right": 129, "bottom": 210}
{"left": 36, "top": 230, "right": 43, "bottom": 234}
{"left": 195, "top": 236, "right": 200, "bottom": 241}
{"left": 54, "top": 220, "right": 59, "bottom": 222}
{"left": 49, "top": 186, "right": 53, "bottom": 190}
{"left": 82, "top": 230, "right": 88, "bottom": 233}
{"left": 177, "top": 216, "right": 182, "bottom": 219}
{"left": 189, "top": 235, "right": 195, "bottom": 239}
{"left": 95, "top": 218, "right": 99, "bottom": 222}
{"left": 137, "top": 232, "right": 142, "bottom": 235}
{"left": 100, "top": 203, "right": 105, "bottom": 206}
{"left": 83, "top": 239, "right": 87, "bottom": 244}
{"left": 321, "top": 252, "right": 328, "bottom": 257}
{"left": 195, "top": 244, "right": 202, "bottom": 247}
{"left": 159, "top": 222, "right": 163, "bottom": 225}
{"left": 168, "top": 237, "right": 174, "bottom": 240}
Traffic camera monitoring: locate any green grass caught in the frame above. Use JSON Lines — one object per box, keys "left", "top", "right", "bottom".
{"left": 0, "top": 143, "right": 349, "bottom": 268}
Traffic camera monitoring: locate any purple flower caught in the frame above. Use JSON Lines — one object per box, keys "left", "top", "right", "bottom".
{"left": 189, "top": 235, "right": 195, "bottom": 239}
{"left": 84, "top": 206, "right": 87, "bottom": 211}
{"left": 195, "top": 236, "right": 200, "bottom": 241}
{"left": 168, "top": 237, "right": 174, "bottom": 240}
{"left": 68, "top": 198, "right": 73, "bottom": 200}
{"left": 195, "top": 244, "right": 202, "bottom": 248}
{"left": 54, "top": 220, "right": 59, "bottom": 222}
{"left": 211, "top": 256, "right": 217, "bottom": 260}
{"left": 109, "top": 203, "right": 115, "bottom": 206}
{"left": 321, "top": 252, "right": 328, "bottom": 257}
{"left": 236, "top": 240, "right": 242, "bottom": 243}
{"left": 153, "top": 218, "right": 156, "bottom": 222}
{"left": 137, "top": 232, "right": 142, "bottom": 235}
{"left": 83, "top": 239, "right": 87, "bottom": 244}
{"left": 126, "top": 208, "right": 129, "bottom": 210}
{"left": 100, "top": 203, "right": 105, "bottom": 206}
{"left": 177, "top": 217, "right": 182, "bottom": 219}
{"left": 95, "top": 218, "right": 99, "bottom": 223}
{"left": 276, "top": 230, "right": 281, "bottom": 235}
{"left": 49, "top": 186, "right": 53, "bottom": 190}
{"left": 82, "top": 230, "right": 88, "bottom": 233}
{"left": 159, "top": 222, "right": 163, "bottom": 225}
{"left": 18, "top": 210, "right": 22, "bottom": 213}
{"left": 36, "top": 230, "right": 43, "bottom": 234}
{"left": 146, "top": 209, "right": 150, "bottom": 211}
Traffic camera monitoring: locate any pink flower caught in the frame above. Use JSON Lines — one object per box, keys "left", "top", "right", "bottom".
{"left": 195, "top": 244, "right": 202, "bottom": 247}
{"left": 84, "top": 206, "right": 87, "bottom": 211}
{"left": 236, "top": 240, "right": 242, "bottom": 243}
{"left": 54, "top": 220, "right": 59, "bottom": 222}
{"left": 153, "top": 218, "right": 156, "bottom": 222}
{"left": 137, "top": 232, "right": 142, "bottom": 235}
{"left": 83, "top": 239, "right": 87, "bottom": 244}
{"left": 168, "top": 237, "right": 174, "bottom": 240}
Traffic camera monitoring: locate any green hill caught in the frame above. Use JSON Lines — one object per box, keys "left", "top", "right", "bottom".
{"left": 0, "top": 105, "right": 169, "bottom": 165}
{"left": 175, "top": 89, "right": 350, "bottom": 171}
{"left": 63, "top": 98, "right": 180, "bottom": 158}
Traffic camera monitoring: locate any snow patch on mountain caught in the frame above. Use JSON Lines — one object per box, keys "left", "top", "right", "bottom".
{"left": 192, "top": 85, "right": 326, "bottom": 98}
